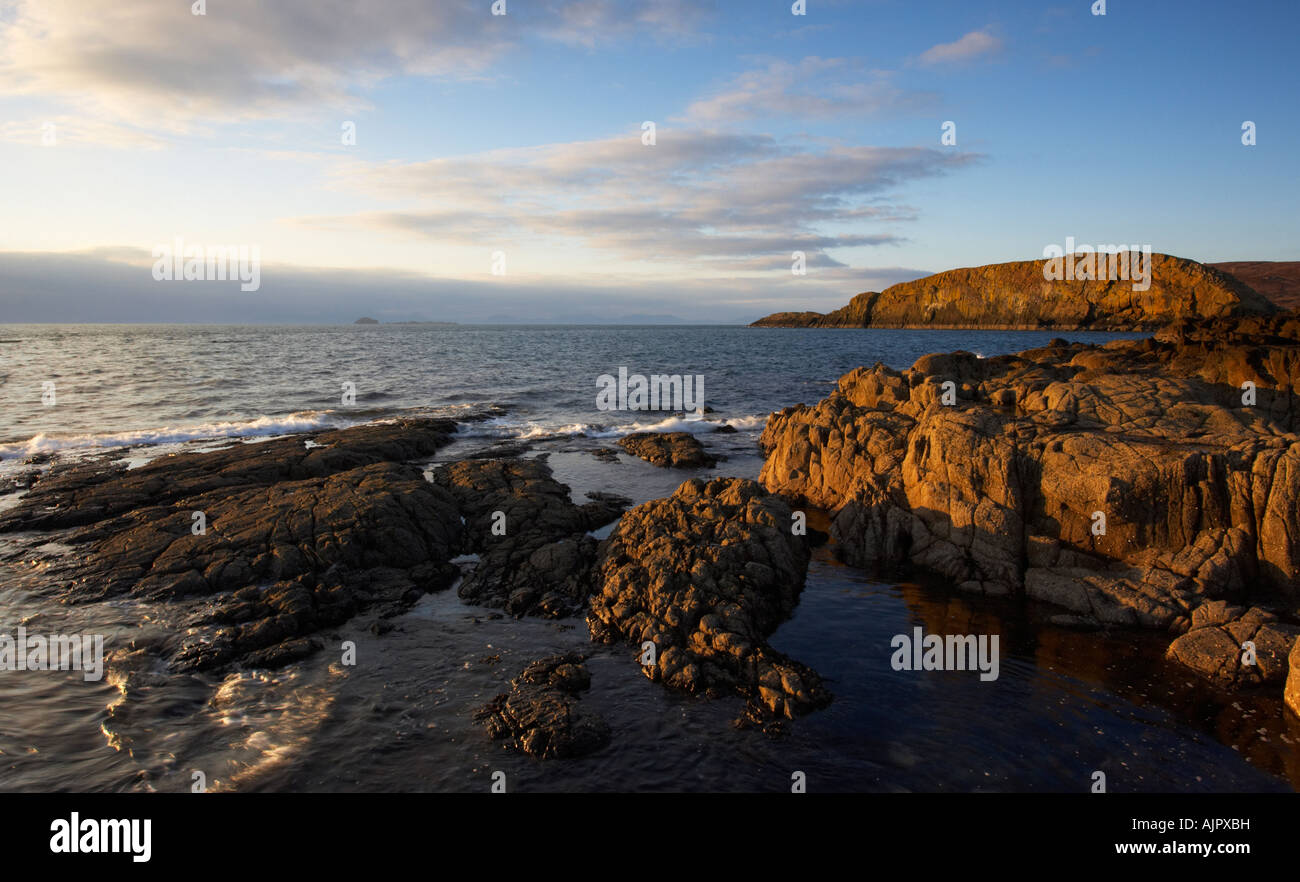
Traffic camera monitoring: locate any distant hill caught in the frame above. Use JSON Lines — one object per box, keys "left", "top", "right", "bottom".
{"left": 354, "top": 317, "right": 379, "bottom": 324}
{"left": 1210, "top": 262, "right": 1300, "bottom": 311}
{"left": 751, "top": 253, "right": 1278, "bottom": 330}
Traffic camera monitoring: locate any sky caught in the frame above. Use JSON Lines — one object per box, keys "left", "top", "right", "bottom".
{"left": 0, "top": 0, "right": 1296, "bottom": 323}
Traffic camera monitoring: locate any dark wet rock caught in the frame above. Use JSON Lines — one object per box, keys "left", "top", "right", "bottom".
{"left": 591, "top": 447, "right": 621, "bottom": 462}
{"left": 0, "top": 418, "right": 458, "bottom": 533}
{"left": 474, "top": 651, "right": 610, "bottom": 758}
{"left": 713, "top": 424, "right": 738, "bottom": 434}
{"left": 164, "top": 563, "right": 455, "bottom": 672}
{"left": 2, "top": 420, "right": 465, "bottom": 673}
{"left": 434, "top": 458, "right": 628, "bottom": 617}
{"left": 1165, "top": 602, "right": 1299, "bottom": 685}
{"left": 585, "top": 490, "right": 632, "bottom": 508}
{"left": 3, "top": 470, "right": 40, "bottom": 494}
{"left": 61, "top": 461, "right": 461, "bottom": 603}
{"left": 617, "top": 431, "right": 716, "bottom": 468}
{"left": 462, "top": 440, "right": 530, "bottom": 459}
{"left": 1049, "top": 614, "right": 1103, "bottom": 630}
{"left": 589, "top": 477, "right": 829, "bottom": 719}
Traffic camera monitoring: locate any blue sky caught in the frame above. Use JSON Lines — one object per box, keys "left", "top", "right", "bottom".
{"left": 0, "top": 0, "right": 1295, "bottom": 323}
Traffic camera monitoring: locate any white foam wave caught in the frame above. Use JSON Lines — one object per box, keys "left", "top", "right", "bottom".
{"left": 0, "top": 411, "right": 349, "bottom": 460}
{"left": 454, "top": 412, "right": 767, "bottom": 441}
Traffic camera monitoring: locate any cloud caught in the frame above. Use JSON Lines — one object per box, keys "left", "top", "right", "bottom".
{"left": 291, "top": 129, "right": 978, "bottom": 273}
{"left": 917, "top": 29, "right": 1003, "bottom": 66}
{"left": 537, "top": 0, "right": 714, "bottom": 48}
{"left": 0, "top": 0, "right": 711, "bottom": 138}
{"left": 0, "top": 248, "right": 928, "bottom": 324}
{"left": 0, "top": 116, "right": 171, "bottom": 150}
{"left": 681, "top": 57, "right": 936, "bottom": 123}
{"left": 0, "top": 0, "right": 512, "bottom": 131}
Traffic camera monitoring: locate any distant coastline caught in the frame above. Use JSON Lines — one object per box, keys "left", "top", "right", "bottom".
{"left": 355, "top": 317, "right": 458, "bottom": 326}
{"left": 751, "top": 255, "right": 1295, "bottom": 330}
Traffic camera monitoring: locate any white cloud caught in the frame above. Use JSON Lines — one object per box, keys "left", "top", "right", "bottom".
{"left": 291, "top": 128, "right": 977, "bottom": 273}
{"left": 0, "top": 0, "right": 513, "bottom": 130}
{"left": 538, "top": 0, "right": 713, "bottom": 48}
{"left": 0, "top": 0, "right": 711, "bottom": 139}
{"left": 0, "top": 247, "right": 932, "bottom": 323}
{"left": 917, "top": 29, "right": 1003, "bottom": 66}
{"left": 682, "top": 57, "right": 935, "bottom": 122}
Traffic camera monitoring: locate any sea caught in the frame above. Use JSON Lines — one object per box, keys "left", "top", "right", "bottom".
{"left": 0, "top": 323, "right": 1295, "bottom": 792}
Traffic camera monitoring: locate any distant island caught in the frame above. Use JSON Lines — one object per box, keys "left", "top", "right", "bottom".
{"left": 353, "top": 318, "right": 458, "bottom": 326}
{"left": 751, "top": 254, "right": 1289, "bottom": 330}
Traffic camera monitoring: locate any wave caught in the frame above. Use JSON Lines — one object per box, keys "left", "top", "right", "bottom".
{"left": 454, "top": 412, "right": 768, "bottom": 441}
{"left": 0, "top": 405, "right": 766, "bottom": 464}
{"left": 0, "top": 411, "right": 353, "bottom": 460}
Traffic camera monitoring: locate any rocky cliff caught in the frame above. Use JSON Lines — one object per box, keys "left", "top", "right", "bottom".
{"left": 752, "top": 253, "right": 1278, "bottom": 330}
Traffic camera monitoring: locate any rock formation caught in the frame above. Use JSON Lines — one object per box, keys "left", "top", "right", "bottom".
{"left": 751, "top": 253, "right": 1277, "bottom": 330}
{"left": 759, "top": 314, "right": 1300, "bottom": 691}
{"left": 475, "top": 652, "right": 611, "bottom": 759}
{"left": 588, "top": 477, "right": 829, "bottom": 719}
{"left": 0, "top": 420, "right": 467, "bottom": 672}
{"left": 1165, "top": 602, "right": 1299, "bottom": 686}
{"left": 1287, "top": 642, "right": 1300, "bottom": 717}
{"left": 749, "top": 311, "right": 825, "bottom": 328}
{"left": 617, "top": 431, "right": 717, "bottom": 468}
{"left": 0, "top": 418, "right": 458, "bottom": 534}
{"left": 433, "top": 458, "right": 626, "bottom": 617}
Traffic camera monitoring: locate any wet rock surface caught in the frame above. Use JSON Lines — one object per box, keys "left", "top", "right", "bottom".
{"left": 0, "top": 418, "right": 459, "bottom": 533}
{"left": 1, "top": 421, "right": 464, "bottom": 671}
{"left": 474, "top": 651, "right": 611, "bottom": 758}
{"left": 60, "top": 461, "right": 462, "bottom": 603}
{"left": 759, "top": 313, "right": 1300, "bottom": 697}
{"left": 589, "top": 477, "right": 829, "bottom": 719}
{"left": 617, "top": 431, "right": 717, "bottom": 468}
{"left": 0, "top": 421, "right": 640, "bottom": 673}
{"left": 1165, "top": 602, "right": 1299, "bottom": 686}
{"left": 433, "top": 458, "right": 627, "bottom": 617}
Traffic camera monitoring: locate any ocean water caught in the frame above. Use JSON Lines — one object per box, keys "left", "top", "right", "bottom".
{"left": 0, "top": 323, "right": 1295, "bottom": 793}
{"left": 0, "top": 323, "right": 1142, "bottom": 459}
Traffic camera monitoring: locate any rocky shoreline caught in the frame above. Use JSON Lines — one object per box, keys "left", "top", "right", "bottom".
{"left": 759, "top": 313, "right": 1300, "bottom": 713}
{"left": 2, "top": 313, "right": 1299, "bottom": 774}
